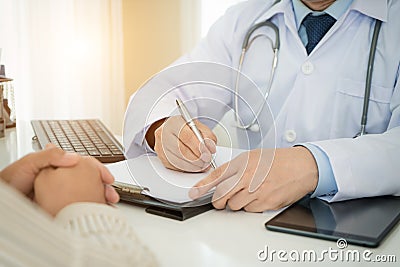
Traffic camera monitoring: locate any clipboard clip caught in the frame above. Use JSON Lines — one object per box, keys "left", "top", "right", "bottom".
{"left": 112, "top": 181, "right": 214, "bottom": 221}
{"left": 112, "top": 181, "right": 149, "bottom": 194}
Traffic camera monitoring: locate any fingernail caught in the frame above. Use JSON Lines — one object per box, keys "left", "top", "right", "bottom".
{"left": 105, "top": 185, "right": 120, "bottom": 203}
{"left": 45, "top": 143, "right": 56, "bottom": 149}
{"left": 204, "top": 138, "right": 216, "bottom": 153}
{"left": 200, "top": 152, "right": 211, "bottom": 162}
{"left": 209, "top": 141, "right": 216, "bottom": 151}
{"left": 199, "top": 142, "right": 207, "bottom": 152}
{"left": 63, "top": 152, "right": 79, "bottom": 160}
{"left": 112, "top": 189, "right": 120, "bottom": 203}
{"left": 189, "top": 187, "right": 200, "bottom": 199}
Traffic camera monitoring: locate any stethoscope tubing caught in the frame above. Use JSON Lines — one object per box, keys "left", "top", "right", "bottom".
{"left": 234, "top": 18, "right": 382, "bottom": 137}
{"left": 234, "top": 21, "right": 279, "bottom": 130}
{"left": 359, "top": 20, "right": 382, "bottom": 137}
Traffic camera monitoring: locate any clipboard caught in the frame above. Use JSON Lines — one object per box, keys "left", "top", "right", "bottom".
{"left": 107, "top": 147, "right": 245, "bottom": 221}
{"left": 113, "top": 181, "right": 214, "bottom": 221}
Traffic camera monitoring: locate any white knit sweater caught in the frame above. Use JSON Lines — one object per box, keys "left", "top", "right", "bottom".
{"left": 0, "top": 180, "right": 158, "bottom": 267}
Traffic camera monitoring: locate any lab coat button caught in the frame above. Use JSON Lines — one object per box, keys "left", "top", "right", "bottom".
{"left": 285, "top": 130, "right": 297, "bottom": 143}
{"left": 301, "top": 61, "right": 314, "bottom": 75}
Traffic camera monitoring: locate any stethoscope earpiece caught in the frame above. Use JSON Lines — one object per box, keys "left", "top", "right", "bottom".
{"left": 353, "top": 131, "right": 368, "bottom": 139}
{"left": 249, "top": 123, "right": 260, "bottom": 132}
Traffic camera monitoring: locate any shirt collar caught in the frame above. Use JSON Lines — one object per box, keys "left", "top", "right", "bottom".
{"left": 350, "top": 0, "right": 388, "bottom": 22}
{"left": 293, "top": 0, "right": 354, "bottom": 30}
{"left": 254, "top": 0, "right": 388, "bottom": 27}
{"left": 253, "top": 0, "right": 292, "bottom": 24}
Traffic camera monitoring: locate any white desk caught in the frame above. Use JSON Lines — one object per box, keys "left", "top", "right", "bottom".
{"left": 0, "top": 126, "right": 17, "bottom": 169}
{"left": 1, "top": 121, "right": 399, "bottom": 266}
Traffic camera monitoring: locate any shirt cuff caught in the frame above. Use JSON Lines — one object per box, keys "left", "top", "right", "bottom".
{"left": 143, "top": 127, "right": 156, "bottom": 154}
{"left": 137, "top": 125, "right": 156, "bottom": 154}
{"left": 299, "top": 143, "right": 338, "bottom": 198}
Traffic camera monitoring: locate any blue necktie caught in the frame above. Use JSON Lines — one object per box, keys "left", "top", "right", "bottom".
{"left": 302, "top": 13, "right": 336, "bottom": 54}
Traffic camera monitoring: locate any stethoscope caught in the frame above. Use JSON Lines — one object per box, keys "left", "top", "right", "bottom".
{"left": 233, "top": 17, "right": 382, "bottom": 138}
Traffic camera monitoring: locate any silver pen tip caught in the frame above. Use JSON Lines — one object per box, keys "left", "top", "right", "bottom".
{"left": 211, "top": 162, "right": 216, "bottom": 169}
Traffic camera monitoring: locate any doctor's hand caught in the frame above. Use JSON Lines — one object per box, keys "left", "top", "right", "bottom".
{"left": 146, "top": 116, "right": 217, "bottom": 173}
{"left": 189, "top": 147, "right": 318, "bottom": 212}
{"left": 0, "top": 144, "right": 80, "bottom": 198}
{"left": 34, "top": 156, "right": 120, "bottom": 216}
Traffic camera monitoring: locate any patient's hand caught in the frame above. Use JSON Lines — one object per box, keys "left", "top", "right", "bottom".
{"left": 0, "top": 145, "right": 80, "bottom": 198}
{"left": 34, "top": 156, "right": 119, "bottom": 216}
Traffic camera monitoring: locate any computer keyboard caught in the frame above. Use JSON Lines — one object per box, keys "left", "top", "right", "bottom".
{"left": 31, "top": 119, "right": 125, "bottom": 163}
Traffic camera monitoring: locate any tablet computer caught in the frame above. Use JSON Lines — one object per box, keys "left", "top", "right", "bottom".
{"left": 265, "top": 196, "right": 400, "bottom": 247}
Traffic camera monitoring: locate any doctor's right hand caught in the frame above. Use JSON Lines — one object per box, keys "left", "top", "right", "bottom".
{"left": 146, "top": 116, "right": 217, "bottom": 173}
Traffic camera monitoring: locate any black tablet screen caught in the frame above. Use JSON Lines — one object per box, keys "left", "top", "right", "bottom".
{"left": 265, "top": 196, "right": 400, "bottom": 247}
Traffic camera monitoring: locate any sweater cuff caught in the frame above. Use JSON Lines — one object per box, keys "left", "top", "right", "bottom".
{"left": 54, "top": 203, "right": 125, "bottom": 235}
{"left": 54, "top": 203, "right": 158, "bottom": 266}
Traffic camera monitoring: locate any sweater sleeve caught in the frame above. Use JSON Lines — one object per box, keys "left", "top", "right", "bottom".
{"left": 54, "top": 203, "right": 157, "bottom": 267}
{"left": 0, "top": 180, "right": 158, "bottom": 267}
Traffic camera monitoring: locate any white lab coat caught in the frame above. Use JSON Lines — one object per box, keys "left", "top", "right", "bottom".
{"left": 124, "top": 0, "right": 400, "bottom": 202}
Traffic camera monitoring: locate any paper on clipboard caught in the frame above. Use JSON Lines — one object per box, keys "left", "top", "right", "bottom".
{"left": 106, "top": 146, "right": 244, "bottom": 204}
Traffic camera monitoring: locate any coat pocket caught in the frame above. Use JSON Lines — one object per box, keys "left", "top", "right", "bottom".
{"left": 337, "top": 78, "right": 392, "bottom": 104}
{"left": 333, "top": 78, "right": 392, "bottom": 135}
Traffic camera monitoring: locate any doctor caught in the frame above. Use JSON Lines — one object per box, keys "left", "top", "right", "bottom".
{"left": 124, "top": 0, "right": 400, "bottom": 212}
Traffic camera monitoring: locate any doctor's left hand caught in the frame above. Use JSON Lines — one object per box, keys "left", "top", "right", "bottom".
{"left": 189, "top": 147, "right": 318, "bottom": 212}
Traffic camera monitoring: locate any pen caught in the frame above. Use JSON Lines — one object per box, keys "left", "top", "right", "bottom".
{"left": 175, "top": 98, "right": 217, "bottom": 169}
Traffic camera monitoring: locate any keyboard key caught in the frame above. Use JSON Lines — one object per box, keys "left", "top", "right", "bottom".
{"left": 111, "top": 149, "right": 124, "bottom": 155}
{"left": 87, "top": 149, "right": 101, "bottom": 156}
{"left": 99, "top": 148, "right": 112, "bottom": 155}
